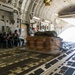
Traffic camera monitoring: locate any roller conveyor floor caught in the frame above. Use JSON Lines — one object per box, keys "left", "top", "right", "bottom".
{"left": 0, "top": 42, "right": 75, "bottom": 75}
{"left": 0, "top": 48, "right": 57, "bottom": 75}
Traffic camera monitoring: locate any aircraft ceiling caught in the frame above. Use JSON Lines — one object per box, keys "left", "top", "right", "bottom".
{"left": 0, "top": 0, "right": 75, "bottom": 28}
{"left": 21, "top": 0, "right": 75, "bottom": 24}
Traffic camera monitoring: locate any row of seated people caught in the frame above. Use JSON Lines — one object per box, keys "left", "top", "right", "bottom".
{"left": 0, "top": 30, "right": 25, "bottom": 48}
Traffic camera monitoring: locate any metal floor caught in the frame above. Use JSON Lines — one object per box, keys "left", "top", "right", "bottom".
{"left": 0, "top": 43, "right": 75, "bottom": 75}
{"left": 0, "top": 48, "right": 56, "bottom": 75}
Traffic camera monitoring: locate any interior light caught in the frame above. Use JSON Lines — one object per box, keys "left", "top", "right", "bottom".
{"left": 22, "top": 29, "right": 24, "bottom": 31}
{"left": 44, "top": 0, "right": 52, "bottom": 6}
{"left": 33, "top": 16, "right": 40, "bottom": 20}
{"left": 45, "top": 20, "right": 50, "bottom": 23}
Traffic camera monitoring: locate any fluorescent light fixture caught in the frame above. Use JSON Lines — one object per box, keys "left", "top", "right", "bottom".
{"left": 22, "top": 29, "right": 24, "bottom": 31}
{"left": 33, "top": 16, "right": 40, "bottom": 20}
{"left": 45, "top": 20, "right": 50, "bottom": 23}
{"left": 55, "top": 13, "right": 58, "bottom": 16}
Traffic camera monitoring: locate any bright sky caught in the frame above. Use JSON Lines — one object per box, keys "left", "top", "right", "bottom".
{"left": 61, "top": 18, "right": 75, "bottom": 25}
{"left": 58, "top": 27, "right": 75, "bottom": 43}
